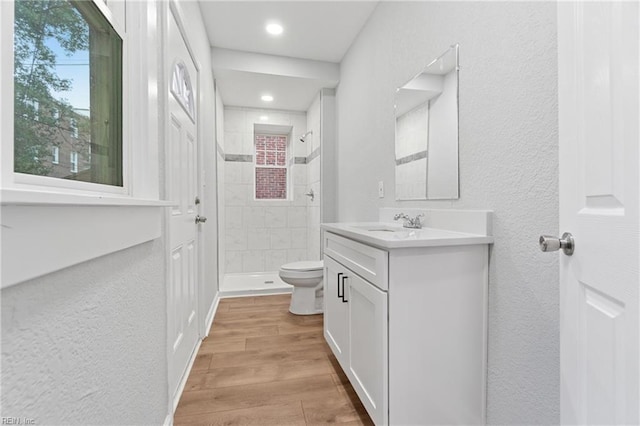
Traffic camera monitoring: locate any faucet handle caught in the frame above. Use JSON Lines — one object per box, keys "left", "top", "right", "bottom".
{"left": 393, "top": 213, "right": 408, "bottom": 221}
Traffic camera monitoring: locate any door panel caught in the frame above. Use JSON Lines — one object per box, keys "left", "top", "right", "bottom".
{"left": 167, "top": 6, "right": 200, "bottom": 402}
{"left": 347, "top": 272, "right": 388, "bottom": 426}
{"left": 558, "top": 2, "right": 639, "bottom": 424}
{"left": 324, "top": 255, "right": 350, "bottom": 370}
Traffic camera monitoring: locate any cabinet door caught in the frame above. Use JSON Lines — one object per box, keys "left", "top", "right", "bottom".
{"left": 323, "top": 255, "right": 350, "bottom": 370}
{"left": 347, "top": 273, "right": 388, "bottom": 426}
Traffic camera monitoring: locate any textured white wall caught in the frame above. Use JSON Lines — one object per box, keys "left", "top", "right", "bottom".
{"left": 0, "top": 2, "right": 219, "bottom": 423}
{"left": 1, "top": 241, "right": 167, "bottom": 424}
{"left": 336, "top": 2, "right": 559, "bottom": 424}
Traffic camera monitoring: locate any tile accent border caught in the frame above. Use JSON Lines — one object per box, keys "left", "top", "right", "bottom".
{"left": 395, "top": 150, "right": 427, "bottom": 166}
{"left": 307, "top": 148, "right": 320, "bottom": 163}
{"left": 225, "top": 154, "right": 253, "bottom": 162}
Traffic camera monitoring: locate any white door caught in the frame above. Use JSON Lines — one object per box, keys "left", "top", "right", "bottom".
{"left": 557, "top": 2, "right": 639, "bottom": 424}
{"left": 167, "top": 5, "right": 200, "bottom": 402}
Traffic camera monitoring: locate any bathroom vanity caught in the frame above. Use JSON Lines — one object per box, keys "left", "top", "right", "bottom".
{"left": 321, "top": 210, "right": 493, "bottom": 425}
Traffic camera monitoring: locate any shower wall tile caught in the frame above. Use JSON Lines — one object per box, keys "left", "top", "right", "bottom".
{"left": 226, "top": 229, "right": 247, "bottom": 251}
{"left": 242, "top": 250, "right": 265, "bottom": 273}
{"left": 293, "top": 185, "right": 308, "bottom": 207}
{"left": 271, "top": 229, "right": 292, "bottom": 249}
{"left": 287, "top": 249, "right": 308, "bottom": 263}
{"left": 265, "top": 250, "right": 288, "bottom": 271}
{"left": 265, "top": 207, "right": 287, "bottom": 228}
{"left": 293, "top": 164, "right": 307, "bottom": 185}
{"left": 244, "top": 206, "right": 266, "bottom": 228}
{"left": 248, "top": 228, "right": 270, "bottom": 250}
{"left": 287, "top": 207, "right": 307, "bottom": 228}
{"left": 224, "top": 108, "right": 245, "bottom": 133}
{"left": 225, "top": 184, "right": 248, "bottom": 206}
{"left": 225, "top": 251, "right": 243, "bottom": 273}
{"left": 244, "top": 110, "right": 264, "bottom": 130}
{"left": 241, "top": 163, "right": 254, "bottom": 185}
{"left": 308, "top": 226, "right": 321, "bottom": 261}
{"left": 264, "top": 112, "right": 290, "bottom": 126}
{"left": 307, "top": 182, "right": 321, "bottom": 208}
{"left": 291, "top": 228, "right": 308, "bottom": 249}
{"left": 225, "top": 206, "right": 243, "bottom": 229}
{"left": 225, "top": 162, "right": 243, "bottom": 183}
{"left": 309, "top": 207, "right": 321, "bottom": 230}
{"left": 224, "top": 132, "right": 244, "bottom": 154}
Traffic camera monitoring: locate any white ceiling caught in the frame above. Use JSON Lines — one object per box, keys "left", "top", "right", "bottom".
{"left": 199, "top": 1, "right": 378, "bottom": 63}
{"left": 198, "top": 1, "right": 378, "bottom": 111}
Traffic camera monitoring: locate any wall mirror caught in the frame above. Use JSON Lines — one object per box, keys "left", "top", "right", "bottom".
{"left": 395, "top": 44, "right": 459, "bottom": 200}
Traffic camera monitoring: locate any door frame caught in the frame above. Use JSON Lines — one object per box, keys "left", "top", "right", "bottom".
{"left": 161, "top": 0, "right": 206, "bottom": 414}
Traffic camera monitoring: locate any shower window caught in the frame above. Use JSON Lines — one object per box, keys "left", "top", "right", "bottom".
{"left": 255, "top": 134, "right": 287, "bottom": 200}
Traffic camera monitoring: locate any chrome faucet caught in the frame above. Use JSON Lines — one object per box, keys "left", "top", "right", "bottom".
{"left": 393, "top": 213, "right": 425, "bottom": 229}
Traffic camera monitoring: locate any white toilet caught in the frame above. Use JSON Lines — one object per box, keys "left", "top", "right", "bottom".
{"left": 279, "top": 260, "right": 324, "bottom": 315}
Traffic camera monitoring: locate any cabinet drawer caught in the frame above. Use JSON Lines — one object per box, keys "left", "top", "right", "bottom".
{"left": 324, "top": 232, "right": 389, "bottom": 291}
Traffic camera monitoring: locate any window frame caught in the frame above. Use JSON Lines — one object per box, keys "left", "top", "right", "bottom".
{"left": 52, "top": 146, "right": 59, "bottom": 164}
{"left": 253, "top": 132, "right": 290, "bottom": 201}
{"left": 1, "top": 0, "right": 130, "bottom": 197}
{"left": 0, "top": 1, "right": 171, "bottom": 289}
{"left": 70, "top": 151, "right": 78, "bottom": 173}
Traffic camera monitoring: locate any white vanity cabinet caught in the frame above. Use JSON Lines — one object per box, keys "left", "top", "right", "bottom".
{"left": 324, "top": 255, "right": 388, "bottom": 426}
{"left": 322, "top": 222, "right": 491, "bottom": 426}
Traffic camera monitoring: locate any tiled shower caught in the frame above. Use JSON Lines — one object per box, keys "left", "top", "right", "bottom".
{"left": 216, "top": 91, "right": 331, "bottom": 294}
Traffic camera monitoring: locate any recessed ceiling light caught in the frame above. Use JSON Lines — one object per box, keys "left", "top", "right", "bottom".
{"left": 261, "top": 95, "right": 274, "bottom": 102}
{"left": 260, "top": 115, "right": 269, "bottom": 121}
{"left": 266, "top": 23, "right": 283, "bottom": 35}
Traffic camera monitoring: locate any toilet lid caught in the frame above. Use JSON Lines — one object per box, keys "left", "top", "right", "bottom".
{"left": 281, "top": 260, "right": 323, "bottom": 272}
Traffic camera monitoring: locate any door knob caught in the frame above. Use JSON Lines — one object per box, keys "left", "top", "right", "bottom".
{"left": 539, "top": 232, "right": 574, "bottom": 256}
{"left": 195, "top": 215, "right": 207, "bottom": 224}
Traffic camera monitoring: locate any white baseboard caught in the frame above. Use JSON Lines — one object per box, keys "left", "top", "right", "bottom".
{"left": 163, "top": 413, "right": 173, "bottom": 426}
{"left": 171, "top": 336, "right": 202, "bottom": 413}
{"left": 218, "top": 288, "right": 292, "bottom": 298}
{"left": 204, "top": 292, "right": 220, "bottom": 337}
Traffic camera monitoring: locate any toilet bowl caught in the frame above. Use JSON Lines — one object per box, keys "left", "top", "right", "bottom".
{"left": 279, "top": 260, "right": 324, "bottom": 315}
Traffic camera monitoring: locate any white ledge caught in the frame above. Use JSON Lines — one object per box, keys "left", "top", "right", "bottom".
{"left": 1, "top": 189, "right": 176, "bottom": 207}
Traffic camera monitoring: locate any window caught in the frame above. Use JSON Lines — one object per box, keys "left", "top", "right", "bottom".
{"left": 24, "top": 99, "right": 39, "bottom": 121}
{"left": 171, "top": 61, "right": 195, "bottom": 120}
{"left": 69, "top": 118, "right": 78, "bottom": 139}
{"left": 255, "top": 134, "right": 288, "bottom": 200}
{"left": 70, "top": 151, "right": 78, "bottom": 173}
{"left": 52, "top": 146, "right": 59, "bottom": 164}
{"left": 13, "top": 0, "right": 123, "bottom": 186}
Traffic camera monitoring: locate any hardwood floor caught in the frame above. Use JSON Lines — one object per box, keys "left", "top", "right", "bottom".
{"left": 174, "top": 294, "right": 373, "bottom": 425}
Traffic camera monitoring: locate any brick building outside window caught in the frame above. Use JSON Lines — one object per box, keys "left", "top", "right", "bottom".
{"left": 255, "top": 134, "right": 288, "bottom": 199}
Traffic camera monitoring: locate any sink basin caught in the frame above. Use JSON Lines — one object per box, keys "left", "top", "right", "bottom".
{"left": 349, "top": 224, "right": 403, "bottom": 232}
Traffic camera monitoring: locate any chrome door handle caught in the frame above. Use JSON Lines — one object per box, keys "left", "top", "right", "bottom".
{"left": 539, "top": 232, "right": 574, "bottom": 256}
{"left": 195, "top": 215, "right": 207, "bottom": 224}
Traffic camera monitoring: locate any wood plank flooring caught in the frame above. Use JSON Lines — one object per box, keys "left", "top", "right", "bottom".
{"left": 174, "top": 294, "right": 373, "bottom": 425}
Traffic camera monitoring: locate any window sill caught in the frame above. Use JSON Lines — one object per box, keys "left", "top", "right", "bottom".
{"left": 1, "top": 188, "right": 176, "bottom": 207}
{"left": 1, "top": 189, "right": 173, "bottom": 288}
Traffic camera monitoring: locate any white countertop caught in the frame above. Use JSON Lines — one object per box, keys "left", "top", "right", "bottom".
{"left": 321, "top": 222, "right": 494, "bottom": 249}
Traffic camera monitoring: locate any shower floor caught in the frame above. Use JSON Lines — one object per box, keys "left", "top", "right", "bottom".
{"left": 220, "top": 272, "right": 292, "bottom": 297}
